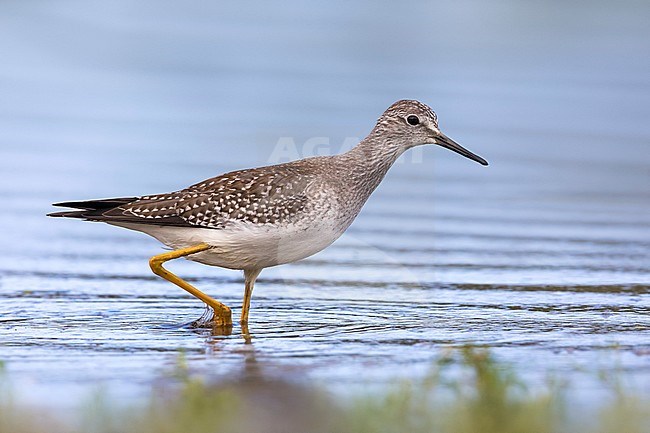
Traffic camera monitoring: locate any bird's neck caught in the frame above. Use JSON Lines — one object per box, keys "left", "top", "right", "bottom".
{"left": 340, "top": 133, "right": 406, "bottom": 195}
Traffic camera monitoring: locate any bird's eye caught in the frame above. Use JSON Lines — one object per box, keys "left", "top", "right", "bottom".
{"left": 406, "top": 115, "right": 420, "bottom": 126}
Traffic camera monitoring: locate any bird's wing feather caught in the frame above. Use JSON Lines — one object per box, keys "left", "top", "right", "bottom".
{"left": 110, "top": 164, "right": 316, "bottom": 228}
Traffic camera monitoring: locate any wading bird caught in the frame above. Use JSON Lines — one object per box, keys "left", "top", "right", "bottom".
{"left": 49, "top": 100, "right": 488, "bottom": 329}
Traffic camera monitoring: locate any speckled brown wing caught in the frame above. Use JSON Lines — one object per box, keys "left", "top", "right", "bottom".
{"left": 110, "top": 164, "right": 316, "bottom": 229}
{"left": 177, "top": 165, "right": 315, "bottom": 228}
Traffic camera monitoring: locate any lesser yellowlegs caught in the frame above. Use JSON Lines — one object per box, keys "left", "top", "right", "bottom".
{"left": 48, "top": 100, "right": 488, "bottom": 328}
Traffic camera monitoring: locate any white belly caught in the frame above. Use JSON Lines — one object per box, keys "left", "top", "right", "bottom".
{"left": 111, "top": 219, "right": 345, "bottom": 270}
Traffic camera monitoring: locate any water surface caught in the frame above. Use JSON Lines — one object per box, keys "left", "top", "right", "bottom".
{"left": 0, "top": 0, "right": 649, "bottom": 407}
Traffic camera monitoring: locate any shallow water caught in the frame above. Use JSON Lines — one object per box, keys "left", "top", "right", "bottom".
{"left": 1, "top": 0, "right": 649, "bottom": 407}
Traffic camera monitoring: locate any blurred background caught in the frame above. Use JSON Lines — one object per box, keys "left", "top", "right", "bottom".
{"left": 0, "top": 0, "right": 649, "bottom": 413}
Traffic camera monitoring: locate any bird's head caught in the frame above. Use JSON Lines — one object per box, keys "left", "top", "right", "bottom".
{"left": 373, "top": 100, "right": 488, "bottom": 166}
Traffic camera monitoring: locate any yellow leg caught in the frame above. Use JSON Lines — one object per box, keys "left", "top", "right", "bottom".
{"left": 241, "top": 269, "right": 261, "bottom": 324}
{"left": 149, "top": 243, "right": 232, "bottom": 327}
{"left": 241, "top": 321, "right": 252, "bottom": 344}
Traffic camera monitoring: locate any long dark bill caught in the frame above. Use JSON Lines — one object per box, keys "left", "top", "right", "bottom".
{"left": 436, "top": 133, "right": 488, "bottom": 166}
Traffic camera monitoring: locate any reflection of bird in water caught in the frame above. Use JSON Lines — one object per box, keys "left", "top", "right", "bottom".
{"left": 49, "top": 100, "right": 488, "bottom": 329}
{"left": 185, "top": 326, "right": 335, "bottom": 433}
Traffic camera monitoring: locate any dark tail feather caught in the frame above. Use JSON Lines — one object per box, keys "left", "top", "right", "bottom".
{"left": 48, "top": 197, "right": 139, "bottom": 219}
{"left": 47, "top": 210, "right": 90, "bottom": 219}
{"left": 52, "top": 197, "right": 138, "bottom": 210}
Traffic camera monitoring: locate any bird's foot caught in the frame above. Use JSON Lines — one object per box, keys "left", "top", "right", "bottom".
{"left": 189, "top": 305, "right": 233, "bottom": 334}
{"left": 189, "top": 306, "right": 214, "bottom": 328}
